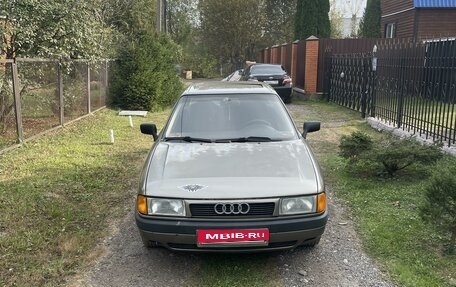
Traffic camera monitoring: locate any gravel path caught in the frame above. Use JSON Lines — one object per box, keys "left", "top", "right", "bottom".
{"left": 70, "top": 104, "right": 396, "bottom": 287}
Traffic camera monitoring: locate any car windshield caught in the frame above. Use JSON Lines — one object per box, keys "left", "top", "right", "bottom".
{"left": 165, "top": 94, "right": 298, "bottom": 141}
{"left": 250, "top": 65, "right": 286, "bottom": 75}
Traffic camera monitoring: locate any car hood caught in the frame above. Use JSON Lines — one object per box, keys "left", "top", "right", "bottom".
{"left": 143, "top": 140, "right": 322, "bottom": 199}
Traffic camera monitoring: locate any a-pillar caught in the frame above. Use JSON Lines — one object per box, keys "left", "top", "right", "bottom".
{"left": 304, "top": 36, "right": 319, "bottom": 94}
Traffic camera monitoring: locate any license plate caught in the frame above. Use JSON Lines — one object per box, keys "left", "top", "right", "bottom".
{"left": 197, "top": 228, "right": 269, "bottom": 247}
{"left": 264, "top": 80, "right": 278, "bottom": 85}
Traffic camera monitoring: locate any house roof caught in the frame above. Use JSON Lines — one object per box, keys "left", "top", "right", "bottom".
{"left": 414, "top": 0, "right": 456, "bottom": 7}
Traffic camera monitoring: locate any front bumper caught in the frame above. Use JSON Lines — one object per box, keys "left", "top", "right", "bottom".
{"left": 135, "top": 211, "right": 327, "bottom": 252}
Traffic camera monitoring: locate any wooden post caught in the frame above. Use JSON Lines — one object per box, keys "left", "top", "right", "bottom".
{"left": 11, "top": 61, "right": 23, "bottom": 143}
{"left": 58, "top": 61, "right": 64, "bottom": 126}
{"left": 104, "top": 60, "right": 109, "bottom": 88}
{"left": 87, "top": 63, "right": 91, "bottom": 114}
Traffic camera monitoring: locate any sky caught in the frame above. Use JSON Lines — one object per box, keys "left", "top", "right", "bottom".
{"left": 331, "top": 0, "right": 367, "bottom": 18}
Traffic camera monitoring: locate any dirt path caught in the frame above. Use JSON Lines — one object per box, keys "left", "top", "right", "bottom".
{"left": 71, "top": 103, "right": 395, "bottom": 287}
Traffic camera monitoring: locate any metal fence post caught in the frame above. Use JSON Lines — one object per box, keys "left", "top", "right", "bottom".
{"left": 361, "top": 55, "right": 368, "bottom": 118}
{"left": 396, "top": 53, "right": 405, "bottom": 128}
{"left": 58, "top": 61, "right": 64, "bottom": 126}
{"left": 87, "top": 63, "right": 91, "bottom": 114}
{"left": 371, "top": 45, "right": 378, "bottom": 117}
{"left": 11, "top": 61, "right": 23, "bottom": 143}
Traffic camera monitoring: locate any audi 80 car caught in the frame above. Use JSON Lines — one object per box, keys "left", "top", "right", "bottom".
{"left": 136, "top": 81, "right": 327, "bottom": 252}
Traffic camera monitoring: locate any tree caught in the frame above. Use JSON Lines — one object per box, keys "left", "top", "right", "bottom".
{"left": 103, "top": 0, "right": 157, "bottom": 39}
{"left": 167, "top": 0, "right": 197, "bottom": 45}
{"left": 294, "top": 0, "right": 331, "bottom": 40}
{"left": 359, "top": 0, "right": 381, "bottom": 38}
{"left": 107, "top": 0, "right": 183, "bottom": 111}
{"left": 329, "top": 0, "right": 344, "bottom": 38}
{"left": 166, "top": 0, "right": 216, "bottom": 78}
{"left": 0, "top": 1, "right": 112, "bottom": 59}
{"left": 0, "top": 1, "right": 114, "bottom": 132}
{"left": 261, "top": 0, "right": 296, "bottom": 46}
{"left": 199, "top": 0, "right": 265, "bottom": 66}
{"left": 197, "top": 0, "right": 299, "bottom": 74}
{"left": 110, "top": 33, "right": 182, "bottom": 111}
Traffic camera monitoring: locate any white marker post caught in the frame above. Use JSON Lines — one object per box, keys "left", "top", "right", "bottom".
{"left": 129, "top": 115, "right": 133, "bottom": 127}
{"left": 109, "top": 129, "right": 115, "bottom": 144}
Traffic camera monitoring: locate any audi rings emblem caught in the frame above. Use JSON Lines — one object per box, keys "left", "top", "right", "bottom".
{"left": 214, "top": 203, "right": 250, "bottom": 215}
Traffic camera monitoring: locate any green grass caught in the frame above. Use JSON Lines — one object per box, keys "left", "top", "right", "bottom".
{"left": 0, "top": 108, "right": 169, "bottom": 286}
{"left": 296, "top": 100, "right": 456, "bottom": 287}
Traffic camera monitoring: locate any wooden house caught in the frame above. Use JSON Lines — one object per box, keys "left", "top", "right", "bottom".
{"left": 381, "top": 0, "right": 456, "bottom": 39}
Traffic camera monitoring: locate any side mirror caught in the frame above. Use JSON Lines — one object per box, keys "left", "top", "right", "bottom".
{"left": 140, "top": 123, "right": 158, "bottom": 141}
{"left": 302, "top": 121, "right": 320, "bottom": 139}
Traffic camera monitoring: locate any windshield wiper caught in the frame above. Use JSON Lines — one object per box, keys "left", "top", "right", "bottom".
{"left": 215, "top": 136, "right": 279, "bottom": 143}
{"left": 164, "top": 136, "right": 213, "bottom": 143}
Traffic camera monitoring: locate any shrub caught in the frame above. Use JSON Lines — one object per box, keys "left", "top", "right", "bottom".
{"left": 338, "top": 131, "right": 442, "bottom": 177}
{"left": 339, "top": 131, "right": 373, "bottom": 160}
{"left": 420, "top": 157, "right": 456, "bottom": 254}
{"left": 372, "top": 137, "right": 442, "bottom": 176}
{"left": 110, "top": 33, "right": 183, "bottom": 111}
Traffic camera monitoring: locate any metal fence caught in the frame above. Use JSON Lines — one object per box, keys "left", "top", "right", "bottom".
{"left": 327, "top": 38, "right": 456, "bottom": 147}
{"left": 0, "top": 58, "right": 112, "bottom": 151}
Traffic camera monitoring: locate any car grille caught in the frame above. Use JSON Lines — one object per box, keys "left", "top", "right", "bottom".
{"left": 189, "top": 202, "right": 275, "bottom": 217}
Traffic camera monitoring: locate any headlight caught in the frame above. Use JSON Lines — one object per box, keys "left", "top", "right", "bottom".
{"left": 137, "top": 195, "right": 186, "bottom": 216}
{"left": 148, "top": 198, "right": 186, "bottom": 216}
{"left": 280, "top": 196, "right": 317, "bottom": 215}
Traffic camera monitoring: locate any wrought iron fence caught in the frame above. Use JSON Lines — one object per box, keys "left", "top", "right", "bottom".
{"left": 327, "top": 38, "right": 456, "bottom": 147}
{"left": 0, "top": 58, "right": 112, "bottom": 152}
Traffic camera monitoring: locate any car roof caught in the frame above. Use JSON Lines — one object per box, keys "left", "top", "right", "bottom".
{"left": 248, "top": 63, "right": 286, "bottom": 73}
{"left": 250, "top": 63, "right": 282, "bottom": 67}
{"left": 183, "top": 81, "right": 277, "bottom": 95}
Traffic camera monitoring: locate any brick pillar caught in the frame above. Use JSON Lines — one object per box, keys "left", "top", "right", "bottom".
{"left": 291, "top": 40, "right": 299, "bottom": 85}
{"left": 304, "top": 36, "right": 319, "bottom": 94}
{"left": 281, "top": 44, "right": 286, "bottom": 66}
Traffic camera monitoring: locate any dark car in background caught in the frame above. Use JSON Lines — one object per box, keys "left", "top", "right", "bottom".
{"left": 240, "top": 64, "right": 293, "bottom": 103}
